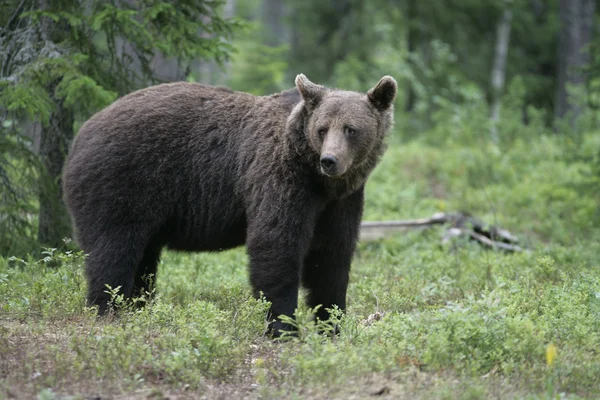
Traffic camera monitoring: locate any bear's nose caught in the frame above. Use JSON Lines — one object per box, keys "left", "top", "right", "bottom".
{"left": 320, "top": 155, "right": 338, "bottom": 173}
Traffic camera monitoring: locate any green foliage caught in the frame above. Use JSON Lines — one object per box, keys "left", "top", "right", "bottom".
{"left": 0, "top": 249, "right": 268, "bottom": 393}
{"left": 227, "top": 34, "right": 289, "bottom": 95}
{"left": 397, "top": 39, "right": 489, "bottom": 134}
{"left": 286, "top": 0, "right": 400, "bottom": 88}
{"left": 3, "top": 231, "right": 599, "bottom": 397}
{"left": 3, "top": 0, "right": 239, "bottom": 119}
{"left": 0, "top": 132, "right": 39, "bottom": 255}
{"left": 366, "top": 136, "right": 599, "bottom": 244}
{"left": 0, "top": 0, "right": 240, "bottom": 254}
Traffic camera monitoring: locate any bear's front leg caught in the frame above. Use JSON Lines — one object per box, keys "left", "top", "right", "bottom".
{"left": 246, "top": 188, "right": 318, "bottom": 337}
{"left": 302, "top": 187, "right": 364, "bottom": 326}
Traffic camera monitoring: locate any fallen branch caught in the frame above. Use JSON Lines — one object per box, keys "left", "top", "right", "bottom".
{"left": 468, "top": 230, "right": 523, "bottom": 252}
{"left": 360, "top": 212, "right": 522, "bottom": 252}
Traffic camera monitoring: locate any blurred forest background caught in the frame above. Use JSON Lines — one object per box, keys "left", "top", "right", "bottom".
{"left": 1, "top": 0, "right": 599, "bottom": 256}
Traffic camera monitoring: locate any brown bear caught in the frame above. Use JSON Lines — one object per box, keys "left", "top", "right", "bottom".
{"left": 62, "top": 74, "right": 397, "bottom": 335}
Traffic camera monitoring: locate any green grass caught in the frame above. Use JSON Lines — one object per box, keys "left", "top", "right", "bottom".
{"left": 1, "top": 133, "right": 599, "bottom": 399}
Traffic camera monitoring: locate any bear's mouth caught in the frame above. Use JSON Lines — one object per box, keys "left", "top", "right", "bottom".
{"left": 320, "top": 166, "right": 347, "bottom": 178}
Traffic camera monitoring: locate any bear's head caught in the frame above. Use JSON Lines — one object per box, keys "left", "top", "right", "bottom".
{"left": 292, "top": 74, "right": 397, "bottom": 179}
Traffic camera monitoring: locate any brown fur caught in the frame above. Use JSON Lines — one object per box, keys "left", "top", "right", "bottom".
{"left": 62, "top": 75, "right": 397, "bottom": 336}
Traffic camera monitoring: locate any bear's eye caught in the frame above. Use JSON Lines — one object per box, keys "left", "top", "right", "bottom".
{"left": 318, "top": 128, "right": 327, "bottom": 138}
{"left": 346, "top": 127, "right": 356, "bottom": 136}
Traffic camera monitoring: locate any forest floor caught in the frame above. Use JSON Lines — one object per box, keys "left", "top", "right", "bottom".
{"left": 1, "top": 137, "right": 599, "bottom": 399}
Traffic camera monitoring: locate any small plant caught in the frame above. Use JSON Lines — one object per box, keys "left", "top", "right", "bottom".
{"left": 546, "top": 343, "right": 558, "bottom": 398}
{"left": 103, "top": 284, "right": 126, "bottom": 314}
{"left": 277, "top": 305, "right": 345, "bottom": 342}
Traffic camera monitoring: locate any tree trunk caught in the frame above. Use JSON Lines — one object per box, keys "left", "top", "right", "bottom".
{"left": 37, "top": 91, "right": 74, "bottom": 247}
{"left": 490, "top": 4, "right": 513, "bottom": 142}
{"left": 36, "top": 0, "right": 74, "bottom": 247}
{"left": 404, "top": 0, "right": 418, "bottom": 113}
{"left": 199, "top": 0, "right": 235, "bottom": 85}
{"left": 554, "top": 0, "right": 596, "bottom": 124}
{"left": 262, "top": 0, "right": 287, "bottom": 46}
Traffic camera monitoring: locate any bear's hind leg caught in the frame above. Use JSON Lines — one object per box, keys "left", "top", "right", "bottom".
{"left": 84, "top": 227, "right": 150, "bottom": 315}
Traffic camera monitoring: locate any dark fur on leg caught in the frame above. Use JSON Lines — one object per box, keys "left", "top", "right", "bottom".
{"left": 247, "top": 187, "right": 320, "bottom": 338}
{"left": 303, "top": 187, "right": 364, "bottom": 332}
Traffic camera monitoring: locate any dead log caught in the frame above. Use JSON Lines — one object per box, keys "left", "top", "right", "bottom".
{"left": 360, "top": 212, "right": 522, "bottom": 252}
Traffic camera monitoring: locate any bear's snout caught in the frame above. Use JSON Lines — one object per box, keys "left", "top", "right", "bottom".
{"left": 320, "top": 154, "right": 338, "bottom": 174}
{"left": 320, "top": 154, "right": 347, "bottom": 177}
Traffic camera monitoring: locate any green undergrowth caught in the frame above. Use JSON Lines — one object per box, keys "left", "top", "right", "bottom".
{"left": 365, "top": 134, "right": 600, "bottom": 246}
{"left": 1, "top": 133, "right": 599, "bottom": 399}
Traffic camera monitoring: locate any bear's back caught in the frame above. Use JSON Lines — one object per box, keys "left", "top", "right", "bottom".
{"left": 63, "top": 83, "right": 302, "bottom": 250}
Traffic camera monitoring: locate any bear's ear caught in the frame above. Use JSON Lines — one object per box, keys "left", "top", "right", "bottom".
{"left": 295, "top": 74, "right": 325, "bottom": 111}
{"left": 367, "top": 76, "right": 397, "bottom": 111}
